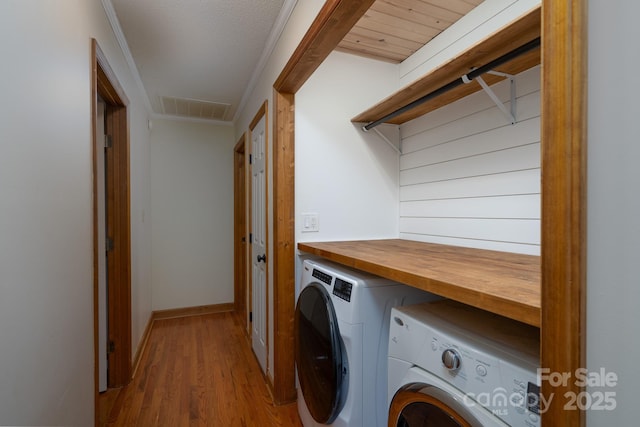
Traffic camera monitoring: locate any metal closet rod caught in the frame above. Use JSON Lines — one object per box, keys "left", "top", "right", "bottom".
{"left": 362, "top": 37, "right": 542, "bottom": 131}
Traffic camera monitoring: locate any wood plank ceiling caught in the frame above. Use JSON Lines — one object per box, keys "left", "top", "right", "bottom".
{"left": 337, "top": 0, "right": 485, "bottom": 63}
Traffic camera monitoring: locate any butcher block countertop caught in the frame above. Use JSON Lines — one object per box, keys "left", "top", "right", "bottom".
{"left": 297, "top": 239, "right": 541, "bottom": 327}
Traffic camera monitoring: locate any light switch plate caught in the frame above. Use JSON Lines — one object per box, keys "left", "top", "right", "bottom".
{"left": 301, "top": 213, "right": 319, "bottom": 232}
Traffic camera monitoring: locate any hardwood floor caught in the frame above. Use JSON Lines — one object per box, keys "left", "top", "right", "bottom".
{"left": 102, "top": 311, "right": 301, "bottom": 426}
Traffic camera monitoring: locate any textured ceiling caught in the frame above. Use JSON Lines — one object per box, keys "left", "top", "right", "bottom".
{"left": 109, "top": 0, "right": 287, "bottom": 122}
{"left": 107, "top": 0, "right": 486, "bottom": 123}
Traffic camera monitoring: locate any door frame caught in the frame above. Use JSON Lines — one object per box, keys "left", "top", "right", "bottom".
{"left": 248, "top": 101, "right": 270, "bottom": 379}
{"left": 234, "top": 134, "right": 249, "bottom": 330}
{"left": 540, "top": 1, "right": 587, "bottom": 424}
{"left": 271, "top": 0, "right": 377, "bottom": 404}
{"left": 91, "top": 38, "right": 132, "bottom": 419}
{"left": 271, "top": 3, "right": 587, "bottom": 426}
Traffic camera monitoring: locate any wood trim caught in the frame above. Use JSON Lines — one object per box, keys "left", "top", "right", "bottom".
{"left": 351, "top": 5, "right": 541, "bottom": 125}
{"left": 298, "top": 239, "right": 541, "bottom": 327}
{"left": 92, "top": 39, "right": 132, "bottom": 427}
{"left": 391, "top": 48, "right": 539, "bottom": 124}
{"left": 131, "top": 314, "right": 154, "bottom": 378}
{"left": 233, "top": 135, "right": 248, "bottom": 323}
{"left": 540, "top": 0, "right": 587, "bottom": 425}
{"left": 93, "top": 40, "right": 132, "bottom": 390}
{"left": 264, "top": 103, "right": 271, "bottom": 385}
{"left": 95, "top": 45, "right": 129, "bottom": 107}
{"left": 249, "top": 101, "right": 268, "bottom": 132}
{"left": 152, "top": 303, "right": 235, "bottom": 320}
{"left": 273, "top": 0, "right": 376, "bottom": 93}
{"left": 91, "top": 39, "right": 99, "bottom": 427}
{"left": 272, "top": 89, "right": 296, "bottom": 404}
{"left": 271, "top": 0, "right": 375, "bottom": 406}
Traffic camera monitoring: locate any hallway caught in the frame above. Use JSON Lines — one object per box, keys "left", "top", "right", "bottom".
{"left": 102, "top": 311, "right": 301, "bottom": 426}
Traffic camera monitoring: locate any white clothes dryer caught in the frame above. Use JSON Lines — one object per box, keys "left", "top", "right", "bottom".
{"left": 295, "top": 259, "right": 439, "bottom": 427}
{"left": 388, "top": 300, "right": 541, "bottom": 427}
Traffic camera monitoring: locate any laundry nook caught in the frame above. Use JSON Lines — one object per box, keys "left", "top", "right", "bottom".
{"left": 0, "top": 0, "right": 636, "bottom": 426}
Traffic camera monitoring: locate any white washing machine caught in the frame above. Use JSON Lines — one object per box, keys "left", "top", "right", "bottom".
{"left": 388, "top": 300, "right": 541, "bottom": 427}
{"left": 295, "top": 259, "right": 439, "bottom": 427}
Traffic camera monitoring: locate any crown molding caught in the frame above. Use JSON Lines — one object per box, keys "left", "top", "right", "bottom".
{"left": 101, "top": 0, "right": 153, "bottom": 113}
{"left": 102, "top": 0, "right": 298, "bottom": 127}
{"left": 233, "top": 0, "right": 299, "bottom": 123}
{"left": 149, "top": 112, "right": 235, "bottom": 127}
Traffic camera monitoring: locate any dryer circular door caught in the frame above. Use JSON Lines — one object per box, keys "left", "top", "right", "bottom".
{"left": 389, "top": 383, "right": 484, "bottom": 427}
{"left": 295, "top": 283, "right": 349, "bottom": 424}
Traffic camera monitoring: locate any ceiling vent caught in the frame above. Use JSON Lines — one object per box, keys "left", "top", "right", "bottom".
{"left": 159, "top": 96, "right": 231, "bottom": 121}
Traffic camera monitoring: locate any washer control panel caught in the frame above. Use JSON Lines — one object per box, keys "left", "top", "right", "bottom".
{"left": 441, "top": 348, "right": 462, "bottom": 371}
{"left": 389, "top": 301, "right": 540, "bottom": 427}
{"left": 333, "top": 277, "right": 353, "bottom": 302}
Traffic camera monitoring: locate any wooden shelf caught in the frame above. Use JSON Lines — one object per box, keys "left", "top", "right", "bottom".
{"left": 351, "top": 5, "right": 541, "bottom": 126}
{"left": 298, "top": 239, "right": 541, "bottom": 327}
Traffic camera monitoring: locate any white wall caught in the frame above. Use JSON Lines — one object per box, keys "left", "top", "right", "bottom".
{"left": 0, "top": 0, "right": 152, "bottom": 425}
{"left": 234, "top": 0, "right": 401, "bottom": 378}
{"left": 586, "top": 1, "right": 640, "bottom": 424}
{"left": 399, "top": 66, "right": 541, "bottom": 255}
{"left": 235, "top": 1, "right": 325, "bottom": 133}
{"left": 150, "top": 119, "right": 235, "bottom": 310}
{"left": 296, "top": 50, "right": 401, "bottom": 243}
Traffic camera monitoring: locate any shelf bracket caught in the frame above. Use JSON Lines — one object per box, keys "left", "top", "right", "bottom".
{"left": 370, "top": 123, "right": 401, "bottom": 154}
{"left": 465, "top": 71, "right": 516, "bottom": 125}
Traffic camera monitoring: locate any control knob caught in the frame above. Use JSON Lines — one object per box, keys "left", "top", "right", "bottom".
{"left": 442, "top": 348, "right": 462, "bottom": 371}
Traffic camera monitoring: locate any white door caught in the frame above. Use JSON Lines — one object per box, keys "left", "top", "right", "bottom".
{"left": 96, "top": 99, "right": 108, "bottom": 392}
{"left": 251, "top": 114, "right": 268, "bottom": 373}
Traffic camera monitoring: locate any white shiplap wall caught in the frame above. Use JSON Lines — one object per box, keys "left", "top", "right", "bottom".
{"left": 399, "top": 66, "right": 541, "bottom": 255}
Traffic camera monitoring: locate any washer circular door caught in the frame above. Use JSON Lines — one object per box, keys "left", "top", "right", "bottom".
{"left": 295, "top": 283, "right": 349, "bottom": 424}
{"left": 389, "top": 383, "right": 484, "bottom": 427}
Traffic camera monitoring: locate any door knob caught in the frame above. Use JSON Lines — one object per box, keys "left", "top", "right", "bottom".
{"left": 257, "top": 254, "right": 266, "bottom": 263}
